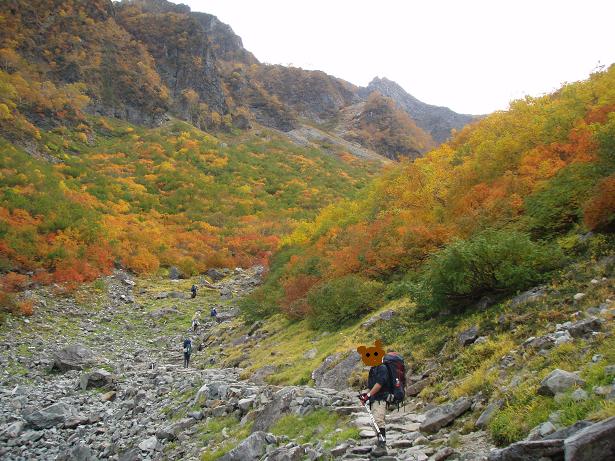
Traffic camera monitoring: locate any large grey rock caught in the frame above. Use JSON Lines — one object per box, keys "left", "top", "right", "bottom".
{"left": 312, "top": 351, "right": 362, "bottom": 390}
{"left": 564, "top": 416, "right": 615, "bottom": 461}
{"left": 249, "top": 365, "right": 278, "bottom": 385}
{"left": 252, "top": 388, "right": 297, "bottom": 432}
{"left": 52, "top": 344, "right": 96, "bottom": 372}
{"left": 138, "top": 436, "right": 159, "bottom": 451}
{"left": 562, "top": 318, "right": 602, "bottom": 338}
{"left": 156, "top": 418, "right": 196, "bottom": 441}
{"left": 25, "top": 402, "right": 76, "bottom": 429}
{"left": 407, "top": 378, "right": 430, "bottom": 397}
{"left": 458, "top": 326, "right": 479, "bottom": 346}
{"left": 419, "top": 397, "right": 472, "bottom": 433}
{"left": 544, "top": 421, "right": 593, "bottom": 440}
{"left": 488, "top": 439, "right": 563, "bottom": 461}
{"left": 538, "top": 369, "right": 586, "bottom": 396}
{"left": 80, "top": 369, "right": 115, "bottom": 390}
{"left": 206, "top": 268, "right": 226, "bottom": 282}
{"left": 219, "top": 431, "right": 271, "bottom": 461}
{"left": 56, "top": 444, "right": 97, "bottom": 461}
{"left": 475, "top": 400, "right": 502, "bottom": 429}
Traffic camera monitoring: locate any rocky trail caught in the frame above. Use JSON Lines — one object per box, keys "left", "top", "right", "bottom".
{"left": 0, "top": 268, "right": 614, "bottom": 460}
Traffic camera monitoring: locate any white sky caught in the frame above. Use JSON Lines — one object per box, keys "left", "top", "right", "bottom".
{"left": 175, "top": 0, "right": 615, "bottom": 115}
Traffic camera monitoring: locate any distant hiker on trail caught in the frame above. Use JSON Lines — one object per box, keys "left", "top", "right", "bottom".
{"left": 357, "top": 340, "right": 406, "bottom": 457}
{"left": 183, "top": 337, "right": 192, "bottom": 368}
{"left": 210, "top": 306, "right": 218, "bottom": 322}
{"left": 191, "top": 310, "right": 201, "bottom": 333}
{"left": 191, "top": 284, "right": 198, "bottom": 299}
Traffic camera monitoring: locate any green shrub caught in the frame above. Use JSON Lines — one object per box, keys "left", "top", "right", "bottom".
{"left": 414, "top": 229, "right": 564, "bottom": 312}
{"left": 307, "top": 274, "right": 384, "bottom": 330}
{"left": 238, "top": 286, "right": 281, "bottom": 323}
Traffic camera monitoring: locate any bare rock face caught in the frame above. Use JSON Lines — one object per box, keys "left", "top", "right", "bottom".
{"left": 419, "top": 397, "right": 472, "bottom": 433}
{"left": 537, "top": 369, "right": 586, "bottom": 396}
{"left": 219, "top": 431, "right": 273, "bottom": 461}
{"left": 52, "top": 344, "right": 96, "bottom": 372}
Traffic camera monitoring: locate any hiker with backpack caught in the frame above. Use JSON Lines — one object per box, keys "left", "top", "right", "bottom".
{"left": 191, "top": 310, "right": 201, "bottom": 333}
{"left": 191, "top": 284, "right": 198, "bottom": 299}
{"left": 210, "top": 306, "right": 218, "bottom": 322}
{"left": 357, "top": 340, "right": 406, "bottom": 457}
{"left": 183, "top": 337, "right": 192, "bottom": 368}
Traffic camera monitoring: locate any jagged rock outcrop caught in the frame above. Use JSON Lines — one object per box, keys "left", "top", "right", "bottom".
{"left": 363, "top": 77, "right": 475, "bottom": 143}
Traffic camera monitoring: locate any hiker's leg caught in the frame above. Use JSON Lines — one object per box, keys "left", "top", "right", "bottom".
{"left": 372, "top": 401, "right": 386, "bottom": 433}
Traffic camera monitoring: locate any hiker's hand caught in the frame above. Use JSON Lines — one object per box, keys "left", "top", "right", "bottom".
{"left": 359, "top": 393, "right": 369, "bottom": 405}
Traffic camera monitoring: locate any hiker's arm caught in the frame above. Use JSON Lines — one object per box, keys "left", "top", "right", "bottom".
{"left": 368, "top": 383, "right": 382, "bottom": 397}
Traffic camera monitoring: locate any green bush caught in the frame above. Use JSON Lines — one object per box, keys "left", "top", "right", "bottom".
{"left": 413, "top": 229, "right": 564, "bottom": 312}
{"left": 307, "top": 274, "right": 384, "bottom": 330}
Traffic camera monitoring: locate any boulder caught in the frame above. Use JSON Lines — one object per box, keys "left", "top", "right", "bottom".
{"left": 458, "top": 326, "right": 479, "bottom": 346}
{"left": 249, "top": 365, "right": 278, "bottom": 385}
{"left": 80, "top": 368, "right": 115, "bottom": 390}
{"left": 538, "top": 369, "right": 586, "bottom": 396}
{"left": 544, "top": 421, "right": 593, "bottom": 440}
{"left": 219, "top": 431, "right": 271, "bottom": 461}
{"left": 156, "top": 418, "right": 195, "bottom": 441}
{"left": 118, "top": 448, "right": 141, "bottom": 461}
{"left": 252, "top": 388, "right": 297, "bottom": 432}
{"left": 56, "top": 444, "right": 96, "bottom": 461}
{"left": 25, "top": 402, "right": 76, "bottom": 429}
{"left": 419, "top": 397, "right": 472, "bottom": 433}
{"left": 563, "top": 318, "right": 602, "bottom": 338}
{"left": 475, "top": 400, "right": 502, "bottom": 429}
{"left": 52, "top": 344, "right": 96, "bottom": 372}
{"left": 138, "top": 436, "right": 159, "bottom": 451}
{"left": 312, "top": 351, "right": 362, "bottom": 390}
{"left": 488, "top": 439, "right": 563, "bottom": 461}
{"left": 564, "top": 416, "right": 615, "bottom": 461}
{"left": 206, "top": 268, "right": 226, "bottom": 282}
{"left": 407, "top": 378, "right": 430, "bottom": 397}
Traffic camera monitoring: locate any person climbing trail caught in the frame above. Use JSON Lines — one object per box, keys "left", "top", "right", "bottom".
{"left": 210, "top": 306, "right": 218, "bottom": 323}
{"left": 183, "top": 337, "right": 192, "bottom": 368}
{"left": 191, "top": 284, "right": 198, "bottom": 299}
{"left": 192, "top": 310, "right": 201, "bottom": 333}
{"left": 357, "top": 340, "right": 407, "bottom": 458}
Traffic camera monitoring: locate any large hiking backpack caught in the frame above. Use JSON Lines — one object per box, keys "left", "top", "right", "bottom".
{"left": 183, "top": 339, "right": 192, "bottom": 354}
{"left": 383, "top": 352, "right": 406, "bottom": 406}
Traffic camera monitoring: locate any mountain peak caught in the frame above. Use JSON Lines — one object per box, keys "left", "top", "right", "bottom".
{"left": 364, "top": 77, "right": 474, "bottom": 143}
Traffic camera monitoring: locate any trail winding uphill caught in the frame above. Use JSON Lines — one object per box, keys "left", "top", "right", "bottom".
{"left": 1, "top": 268, "right": 613, "bottom": 460}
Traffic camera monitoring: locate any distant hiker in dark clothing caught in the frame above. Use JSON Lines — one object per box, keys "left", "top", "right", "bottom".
{"left": 183, "top": 338, "right": 192, "bottom": 368}
{"left": 210, "top": 306, "right": 218, "bottom": 322}
{"left": 191, "top": 284, "right": 198, "bottom": 299}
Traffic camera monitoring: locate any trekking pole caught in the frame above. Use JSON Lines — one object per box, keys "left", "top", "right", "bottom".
{"left": 358, "top": 395, "right": 386, "bottom": 443}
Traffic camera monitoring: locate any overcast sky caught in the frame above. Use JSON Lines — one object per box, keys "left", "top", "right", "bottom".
{"left": 175, "top": 0, "right": 615, "bottom": 115}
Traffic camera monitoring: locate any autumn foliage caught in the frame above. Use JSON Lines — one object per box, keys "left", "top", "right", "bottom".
{"left": 246, "top": 64, "right": 615, "bottom": 324}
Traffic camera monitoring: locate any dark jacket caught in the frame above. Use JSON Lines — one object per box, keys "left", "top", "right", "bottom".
{"left": 367, "top": 364, "right": 390, "bottom": 402}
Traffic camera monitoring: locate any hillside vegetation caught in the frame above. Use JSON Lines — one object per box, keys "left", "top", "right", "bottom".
{"left": 246, "top": 63, "right": 615, "bottom": 326}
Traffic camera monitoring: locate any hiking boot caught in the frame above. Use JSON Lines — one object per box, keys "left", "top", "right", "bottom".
{"left": 371, "top": 442, "right": 387, "bottom": 458}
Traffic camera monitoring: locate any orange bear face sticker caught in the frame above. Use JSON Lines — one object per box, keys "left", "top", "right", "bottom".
{"left": 357, "top": 339, "right": 385, "bottom": 366}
